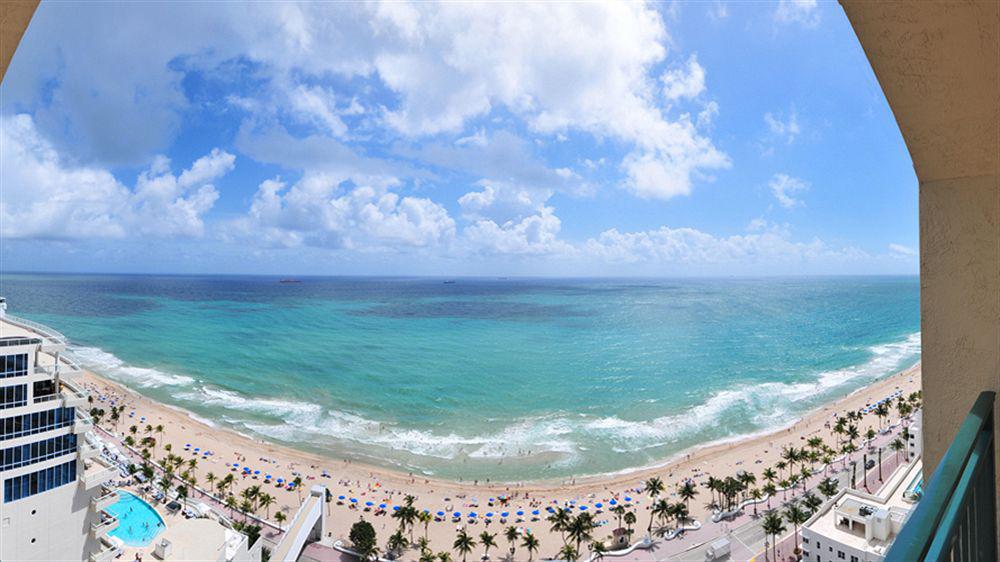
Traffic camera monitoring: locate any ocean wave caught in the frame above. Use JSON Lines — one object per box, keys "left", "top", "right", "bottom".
{"left": 69, "top": 332, "right": 920, "bottom": 468}
{"left": 71, "top": 345, "right": 196, "bottom": 387}
{"left": 585, "top": 332, "right": 921, "bottom": 450}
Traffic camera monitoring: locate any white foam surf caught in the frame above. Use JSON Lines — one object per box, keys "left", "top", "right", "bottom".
{"left": 71, "top": 345, "right": 196, "bottom": 388}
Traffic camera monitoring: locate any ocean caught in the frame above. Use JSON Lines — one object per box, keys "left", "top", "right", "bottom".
{"left": 0, "top": 273, "right": 920, "bottom": 481}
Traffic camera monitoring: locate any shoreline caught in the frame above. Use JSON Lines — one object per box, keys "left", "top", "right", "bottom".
{"left": 80, "top": 357, "right": 922, "bottom": 559}
{"left": 82, "top": 361, "right": 921, "bottom": 493}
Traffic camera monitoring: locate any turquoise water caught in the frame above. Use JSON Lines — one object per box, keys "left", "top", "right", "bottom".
{"left": 106, "top": 490, "right": 166, "bottom": 547}
{"left": 1, "top": 274, "right": 920, "bottom": 480}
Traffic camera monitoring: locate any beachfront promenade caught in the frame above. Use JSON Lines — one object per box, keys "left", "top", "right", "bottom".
{"left": 602, "top": 424, "right": 911, "bottom": 562}
{"left": 90, "top": 401, "right": 913, "bottom": 562}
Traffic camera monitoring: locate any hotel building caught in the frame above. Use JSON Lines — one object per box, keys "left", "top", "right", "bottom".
{"left": 800, "top": 459, "right": 924, "bottom": 562}
{"left": 0, "top": 301, "right": 121, "bottom": 561}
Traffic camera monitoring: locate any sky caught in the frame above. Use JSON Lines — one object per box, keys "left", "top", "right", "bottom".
{"left": 0, "top": 0, "right": 919, "bottom": 277}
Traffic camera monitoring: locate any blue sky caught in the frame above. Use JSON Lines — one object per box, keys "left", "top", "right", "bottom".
{"left": 0, "top": 0, "right": 918, "bottom": 276}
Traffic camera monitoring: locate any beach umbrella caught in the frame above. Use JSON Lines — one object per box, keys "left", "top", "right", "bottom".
{"left": 379, "top": 504, "right": 387, "bottom": 509}
{"left": 423, "top": 509, "right": 429, "bottom": 514}
{"left": 254, "top": 470, "right": 260, "bottom": 476}
{"left": 393, "top": 506, "right": 401, "bottom": 511}
{"left": 194, "top": 447, "right": 200, "bottom": 452}
{"left": 265, "top": 475, "right": 272, "bottom": 480}
{"left": 595, "top": 503, "right": 603, "bottom": 508}
{"left": 516, "top": 511, "right": 524, "bottom": 516}
{"left": 532, "top": 510, "right": 540, "bottom": 516}
{"left": 338, "top": 495, "right": 346, "bottom": 500}
{"left": 486, "top": 512, "right": 494, "bottom": 518}
{"left": 501, "top": 512, "right": 509, "bottom": 518}
{"left": 546, "top": 507, "right": 554, "bottom": 513}
{"left": 453, "top": 512, "right": 461, "bottom": 518}
{"left": 437, "top": 511, "right": 445, "bottom": 517}
{"left": 365, "top": 501, "right": 374, "bottom": 507}
{"left": 277, "top": 478, "right": 284, "bottom": 484}
{"left": 624, "top": 496, "right": 632, "bottom": 502}
{"left": 579, "top": 506, "right": 588, "bottom": 511}
{"left": 350, "top": 498, "right": 358, "bottom": 504}
{"left": 609, "top": 499, "right": 617, "bottom": 505}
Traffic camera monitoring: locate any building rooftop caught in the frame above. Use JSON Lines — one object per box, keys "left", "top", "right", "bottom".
{"left": 804, "top": 459, "right": 923, "bottom": 557}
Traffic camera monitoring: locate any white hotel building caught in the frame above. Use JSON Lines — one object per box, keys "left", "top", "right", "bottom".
{"left": 0, "top": 300, "right": 121, "bottom": 561}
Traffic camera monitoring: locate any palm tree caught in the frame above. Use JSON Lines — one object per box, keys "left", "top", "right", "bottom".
{"left": 419, "top": 510, "right": 432, "bottom": 539}
{"left": 875, "top": 403, "right": 889, "bottom": 429}
{"left": 589, "top": 540, "right": 607, "bottom": 561}
{"left": 387, "top": 530, "right": 408, "bottom": 559}
{"left": 547, "top": 507, "right": 571, "bottom": 545}
{"left": 677, "top": 480, "right": 697, "bottom": 508}
{"left": 784, "top": 502, "right": 809, "bottom": 555}
{"left": 623, "top": 511, "right": 636, "bottom": 538}
{"left": 611, "top": 504, "right": 626, "bottom": 529}
{"left": 817, "top": 477, "right": 838, "bottom": 499}
{"left": 453, "top": 529, "right": 475, "bottom": 562}
{"left": 890, "top": 438, "right": 905, "bottom": 461}
{"left": 292, "top": 476, "right": 303, "bottom": 502}
{"left": 567, "top": 513, "right": 595, "bottom": 553}
{"left": 504, "top": 526, "right": 519, "bottom": 558}
{"left": 643, "top": 477, "right": 664, "bottom": 534}
{"left": 258, "top": 493, "right": 275, "bottom": 519}
{"left": 437, "top": 553, "right": 453, "bottom": 562}
{"left": 419, "top": 551, "right": 437, "bottom": 562}
{"left": 479, "top": 531, "right": 497, "bottom": 560}
{"left": 275, "top": 511, "right": 287, "bottom": 530}
{"left": 761, "top": 510, "right": 786, "bottom": 562}
{"left": 557, "top": 544, "right": 578, "bottom": 562}
{"left": 651, "top": 499, "right": 671, "bottom": 535}
{"left": 521, "top": 533, "right": 539, "bottom": 561}
{"left": 749, "top": 488, "right": 763, "bottom": 516}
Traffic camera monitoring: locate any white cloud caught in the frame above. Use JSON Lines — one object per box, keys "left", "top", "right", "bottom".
{"left": 288, "top": 84, "right": 350, "bottom": 138}
{"left": 462, "top": 207, "right": 574, "bottom": 256}
{"left": 227, "top": 174, "right": 455, "bottom": 250}
{"left": 888, "top": 243, "right": 917, "bottom": 257}
{"left": 764, "top": 111, "right": 801, "bottom": 144}
{"left": 774, "top": 0, "right": 820, "bottom": 27}
{"left": 661, "top": 55, "right": 706, "bottom": 101}
{"left": 0, "top": 114, "right": 230, "bottom": 239}
{"left": 708, "top": 2, "right": 729, "bottom": 20}
{"left": 585, "top": 225, "right": 866, "bottom": 265}
{"left": 458, "top": 181, "right": 551, "bottom": 224}
{"left": 768, "top": 173, "right": 809, "bottom": 208}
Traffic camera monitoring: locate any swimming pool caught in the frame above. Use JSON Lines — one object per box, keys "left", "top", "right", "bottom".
{"left": 106, "top": 490, "right": 166, "bottom": 547}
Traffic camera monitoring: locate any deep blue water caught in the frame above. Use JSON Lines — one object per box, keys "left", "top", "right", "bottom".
{"left": 0, "top": 274, "right": 920, "bottom": 480}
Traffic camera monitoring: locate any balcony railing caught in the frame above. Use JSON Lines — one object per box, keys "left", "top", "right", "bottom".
{"left": 3, "top": 313, "right": 68, "bottom": 346}
{"left": 885, "top": 391, "right": 996, "bottom": 562}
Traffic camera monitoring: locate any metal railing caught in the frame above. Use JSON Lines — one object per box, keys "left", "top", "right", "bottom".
{"left": 885, "top": 391, "right": 996, "bottom": 562}
{"left": 3, "top": 313, "right": 68, "bottom": 346}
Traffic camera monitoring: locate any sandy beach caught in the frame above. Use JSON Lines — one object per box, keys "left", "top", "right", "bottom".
{"left": 80, "top": 362, "right": 921, "bottom": 560}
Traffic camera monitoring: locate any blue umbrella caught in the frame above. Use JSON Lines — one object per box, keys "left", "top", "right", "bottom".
{"left": 579, "top": 506, "right": 588, "bottom": 511}
{"left": 469, "top": 512, "right": 478, "bottom": 518}
{"left": 532, "top": 510, "right": 540, "bottom": 515}
{"left": 265, "top": 474, "right": 272, "bottom": 480}
{"left": 393, "top": 506, "right": 401, "bottom": 511}
{"left": 350, "top": 498, "right": 358, "bottom": 503}
{"left": 437, "top": 511, "right": 445, "bottom": 517}
{"left": 516, "top": 510, "right": 524, "bottom": 516}
{"left": 501, "top": 512, "right": 509, "bottom": 518}
{"left": 379, "top": 503, "right": 387, "bottom": 509}
{"left": 423, "top": 509, "right": 430, "bottom": 514}
{"left": 595, "top": 503, "right": 603, "bottom": 508}
{"left": 277, "top": 478, "right": 284, "bottom": 484}
{"left": 194, "top": 448, "right": 200, "bottom": 452}
{"left": 254, "top": 470, "right": 261, "bottom": 475}
{"left": 338, "top": 495, "right": 346, "bottom": 500}
{"left": 486, "top": 512, "right": 494, "bottom": 518}
{"left": 609, "top": 499, "right": 617, "bottom": 505}
{"left": 453, "top": 512, "right": 462, "bottom": 518}
{"left": 546, "top": 507, "right": 555, "bottom": 513}
{"left": 624, "top": 496, "right": 632, "bottom": 502}
{"left": 365, "top": 501, "right": 374, "bottom": 507}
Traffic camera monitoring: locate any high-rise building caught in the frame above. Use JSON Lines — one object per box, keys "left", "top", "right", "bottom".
{"left": 0, "top": 299, "right": 121, "bottom": 561}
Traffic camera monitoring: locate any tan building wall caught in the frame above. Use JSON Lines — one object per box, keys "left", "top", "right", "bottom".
{"left": 0, "top": 1, "right": 38, "bottom": 84}
{"left": 841, "top": 2, "right": 1000, "bottom": 552}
